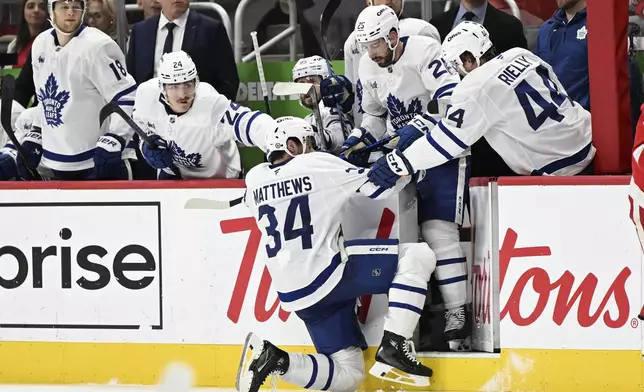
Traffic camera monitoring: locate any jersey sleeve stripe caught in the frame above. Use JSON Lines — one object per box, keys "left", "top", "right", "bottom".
{"left": 425, "top": 133, "right": 453, "bottom": 160}
{"left": 421, "top": 113, "right": 438, "bottom": 125}
{"left": 233, "top": 110, "right": 250, "bottom": 144}
{"left": 245, "top": 111, "right": 262, "bottom": 146}
{"left": 432, "top": 83, "right": 458, "bottom": 100}
{"left": 437, "top": 121, "right": 469, "bottom": 149}
{"left": 111, "top": 84, "right": 137, "bottom": 103}
{"left": 116, "top": 100, "right": 135, "bottom": 106}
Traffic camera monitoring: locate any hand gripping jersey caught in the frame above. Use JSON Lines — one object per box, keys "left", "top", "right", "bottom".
{"left": 345, "top": 18, "right": 440, "bottom": 127}
{"left": 303, "top": 102, "right": 353, "bottom": 153}
{"left": 30, "top": 26, "right": 137, "bottom": 171}
{"left": 244, "top": 152, "right": 409, "bottom": 312}
{"left": 403, "top": 48, "right": 595, "bottom": 176}
{"left": 358, "top": 36, "right": 460, "bottom": 140}
{"left": 134, "top": 79, "right": 243, "bottom": 179}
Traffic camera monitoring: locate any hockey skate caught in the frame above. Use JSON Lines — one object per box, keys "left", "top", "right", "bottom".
{"left": 444, "top": 304, "right": 472, "bottom": 351}
{"left": 236, "top": 332, "right": 289, "bottom": 392}
{"left": 369, "top": 331, "right": 432, "bottom": 387}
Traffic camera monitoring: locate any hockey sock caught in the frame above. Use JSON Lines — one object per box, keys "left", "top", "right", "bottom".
{"left": 282, "top": 348, "right": 365, "bottom": 392}
{"left": 383, "top": 243, "right": 435, "bottom": 338}
{"left": 421, "top": 219, "right": 467, "bottom": 309}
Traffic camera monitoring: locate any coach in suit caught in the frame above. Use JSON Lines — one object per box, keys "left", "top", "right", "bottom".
{"left": 126, "top": 0, "right": 239, "bottom": 101}
{"left": 430, "top": 0, "right": 527, "bottom": 178}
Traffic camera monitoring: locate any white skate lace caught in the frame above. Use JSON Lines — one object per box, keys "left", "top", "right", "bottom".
{"left": 402, "top": 340, "right": 421, "bottom": 366}
{"left": 445, "top": 306, "right": 465, "bottom": 332}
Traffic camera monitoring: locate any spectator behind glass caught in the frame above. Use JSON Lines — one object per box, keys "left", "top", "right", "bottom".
{"left": 138, "top": 0, "right": 161, "bottom": 19}
{"left": 536, "top": 0, "right": 589, "bottom": 110}
{"left": 86, "top": 0, "right": 117, "bottom": 39}
{"left": 7, "top": 0, "right": 51, "bottom": 68}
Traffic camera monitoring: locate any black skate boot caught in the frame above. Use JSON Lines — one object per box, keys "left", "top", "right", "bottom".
{"left": 369, "top": 330, "right": 433, "bottom": 387}
{"left": 444, "top": 304, "right": 472, "bottom": 351}
{"left": 236, "top": 332, "right": 289, "bottom": 392}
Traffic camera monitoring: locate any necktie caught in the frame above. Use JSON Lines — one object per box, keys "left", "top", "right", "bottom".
{"left": 163, "top": 22, "right": 176, "bottom": 55}
{"left": 463, "top": 11, "right": 477, "bottom": 22}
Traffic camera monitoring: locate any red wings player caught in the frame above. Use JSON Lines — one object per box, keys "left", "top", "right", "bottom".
{"left": 629, "top": 105, "right": 644, "bottom": 320}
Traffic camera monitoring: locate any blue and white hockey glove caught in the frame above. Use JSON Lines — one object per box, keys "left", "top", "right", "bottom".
{"left": 339, "top": 128, "right": 377, "bottom": 167}
{"left": 394, "top": 116, "right": 433, "bottom": 152}
{"left": 320, "top": 75, "right": 354, "bottom": 114}
{"left": 368, "top": 149, "right": 414, "bottom": 189}
{"left": 16, "top": 128, "right": 43, "bottom": 180}
{"left": 93, "top": 133, "right": 128, "bottom": 180}
{"left": 141, "top": 134, "right": 174, "bottom": 170}
{"left": 0, "top": 152, "right": 18, "bottom": 180}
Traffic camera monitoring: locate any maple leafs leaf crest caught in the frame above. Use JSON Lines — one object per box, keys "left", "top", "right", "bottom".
{"left": 37, "top": 73, "right": 70, "bottom": 127}
{"left": 169, "top": 141, "right": 203, "bottom": 168}
{"left": 356, "top": 79, "right": 364, "bottom": 114}
{"left": 387, "top": 94, "right": 406, "bottom": 118}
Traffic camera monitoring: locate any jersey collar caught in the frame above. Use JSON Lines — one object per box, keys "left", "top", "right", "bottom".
{"left": 51, "top": 24, "right": 86, "bottom": 46}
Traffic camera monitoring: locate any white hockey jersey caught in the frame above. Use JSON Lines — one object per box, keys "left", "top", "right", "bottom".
{"left": 244, "top": 152, "right": 409, "bottom": 311}
{"left": 0, "top": 100, "right": 25, "bottom": 148}
{"left": 134, "top": 79, "right": 242, "bottom": 179}
{"left": 358, "top": 36, "right": 460, "bottom": 140}
{"left": 403, "top": 48, "right": 595, "bottom": 176}
{"left": 1, "top": 107, "right": 52, "bottom": 176}
{"left": 304, "top": 102, "right": 352, "bottom": 154}
{"left": 30, "top": 26, "right": 137, "bottom": 171}
{"left": 345, "top": 18, "right": 440, "bottom": 126}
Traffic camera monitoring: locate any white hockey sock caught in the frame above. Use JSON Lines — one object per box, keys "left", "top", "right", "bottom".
{"left": 282, "top": 348, "right": 365, "bottom": 392}
{"left": 421, "top": 220, "right": 467, "bottom": 309}
{"left": 384, "top": 243, "right": 435, "bottom": 339}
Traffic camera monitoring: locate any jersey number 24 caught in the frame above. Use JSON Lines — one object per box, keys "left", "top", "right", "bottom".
{"left": 515, "top": 65, "right": 572, "bottom": 131}
{"left": 258, "top": 195, "right": 314, "bottom": 258}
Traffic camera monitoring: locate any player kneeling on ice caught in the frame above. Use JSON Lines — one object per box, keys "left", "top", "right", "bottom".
{"left": 238, "top": 116, "right": 436, "bottom": 392}
{"left": 292, "top": 55, "right": 353, "bottom": 154}
{"left": 369, "top": 21, "right": 595, "bottom": 193}
{"left": 18, "top": 0, "right": 138, "bottom": 180}
{"left": 133, "top": 51, "right": 274, "bottom": 179}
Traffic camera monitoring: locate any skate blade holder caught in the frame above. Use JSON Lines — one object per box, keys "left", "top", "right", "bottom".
{"left": 236, "top": 332, "right": 265, "bottom": 392}
{"left": 368, "top": 362, "right": 431, "bottom": 387}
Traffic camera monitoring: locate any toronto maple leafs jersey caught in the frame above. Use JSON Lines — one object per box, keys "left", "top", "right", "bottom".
{"left": 403, "top": 48, "right": 595, "bottom": 176}
{"left": 31, "top": 25, "right": 137, "bottom": 171}
{"left": 244, "top": 152, "right": 409, "bottom": 311}
{"left": 134, "top": 79, "right": 242, "bottom": 179}
{"left": 304, "top": 102, "right": 352, "bottom": 154}
{"left": 358, "top": 36, "right": 460, "bottom": 140}
{"left": 345, "top": 18, "right": 440, "bottom": 126}
{"left": 0, "top": 100, "right": 25, "bottom": 148}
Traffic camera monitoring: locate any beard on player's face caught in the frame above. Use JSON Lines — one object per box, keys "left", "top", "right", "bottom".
{"left": 371, "top": 47, "right": 394, "bottom": 68}
{"left": 556, "top": 0, "right": 582, "bottom": 10}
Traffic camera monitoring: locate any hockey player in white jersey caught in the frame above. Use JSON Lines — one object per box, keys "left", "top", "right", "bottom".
{"left": 368, "top": 22, "right": 595, "bottom": 194}
{"left": 343, "top": 0, "right": 440, "bottom": 125}
{"left": 16, "top": 0, "right": 138, "bottom": 180}
{"left": 133, "top": 51, "right": 269, "bottom": 179}
{"left": 0, "top": 106, "right": 51, "bottom": 180}
{"left": 341, "top": 5, "right": 471, "bottom": 350}
{"left": 292, "top": 56, "right": 352, "bottom": 154}
{"left": 237, "top": 116, "right": 436, "bottom": 392}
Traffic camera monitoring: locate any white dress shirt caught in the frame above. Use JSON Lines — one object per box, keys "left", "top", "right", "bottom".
{"left": 154, "top": 9, "right": 190, "bottom": 77}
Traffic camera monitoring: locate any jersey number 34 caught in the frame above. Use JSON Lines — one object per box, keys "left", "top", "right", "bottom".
{"left": 258, "top": 195, "right": 314, "bottom": 258}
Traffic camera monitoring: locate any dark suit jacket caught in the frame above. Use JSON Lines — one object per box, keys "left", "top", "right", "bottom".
{"left": 430, "top": 3, "right": 527, "bottom": 178}
{"left": 127, "top": 10, "right": 239, "bottom": 101}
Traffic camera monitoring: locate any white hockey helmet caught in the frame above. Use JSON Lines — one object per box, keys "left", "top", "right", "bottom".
{"left": 292, "top": 56, "right": 331, "bottom": 81}
{"left": 442, "top": 21, "right": 493, "bottom": 76}
{"left": 354, "top": 5, "right": 399, "bottom": 50}
{"left": 48, "top": 0, "right": 86, "bottom": 36}
{"left": 158, "top": 51, "right": 199, "bottom": 89}
{"left": 265, "top": 116, "right": 317, "bottom": 161}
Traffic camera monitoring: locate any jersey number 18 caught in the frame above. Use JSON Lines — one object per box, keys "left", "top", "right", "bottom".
{"left": 258, "top": 195, "right": 314, "bottom": 258}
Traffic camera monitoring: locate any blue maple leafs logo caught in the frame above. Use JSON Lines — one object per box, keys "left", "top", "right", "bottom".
{"left": 37, "top": 74, "right": 70, "bottom": 127}
{"left": 387, "top": 94, "right": 423, "bottom": 130}
{"left": 169, "top": 141, "right": 203, "bottom": 169}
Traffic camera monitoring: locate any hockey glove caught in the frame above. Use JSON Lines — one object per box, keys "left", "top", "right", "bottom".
{"left": 395, "top": 115, "right": 434, "bottom": 152}
{"left": 16, "top": 128, "right": 43, "bottom": 180}
{"left": 0, "top": 152, "right": 18, "bottom": 180}
{"left": 141, "top": 134, "right": 175, "bottom": 170}
{"left": 93, "top": 133, "right": 128, "bottom": 180}
{"left": 320, "top": 75, "right": 354, "bottom": 114}
{"left": 368, "top": 149, "right": 414, "bottom": 189}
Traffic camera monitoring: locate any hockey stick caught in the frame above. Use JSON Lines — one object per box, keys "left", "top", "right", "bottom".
{"left": 99, "top": 101, "right": 154, "bottom": 146}
{"left": 319, "top": 0, "right": 348, "bottom": 136}
{"left": 339, "top": 133, "right": 397, "bottom": 161}
{"left": 250, "top": 31, "right": 272, "bottom": 116}
{"left": 184, "top": 196, "right": 244, "bottom": 210}
{"left": 0, "top": 75, "right": 42, "bottom": 180}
